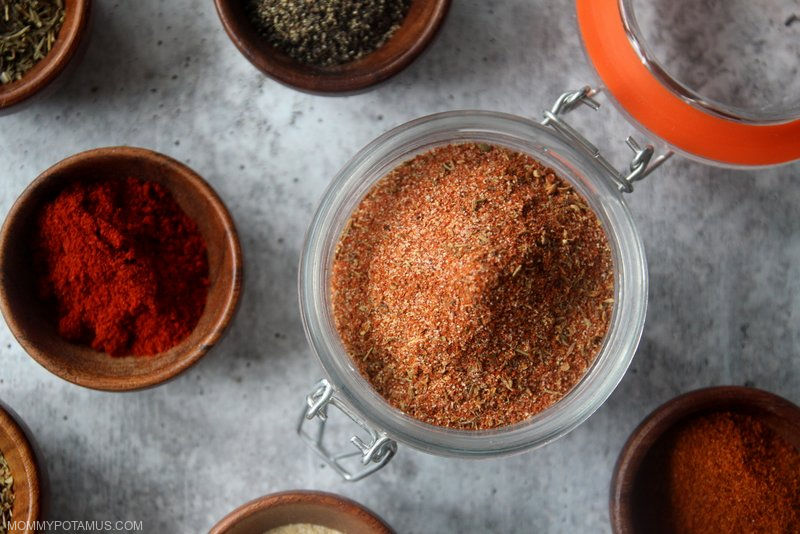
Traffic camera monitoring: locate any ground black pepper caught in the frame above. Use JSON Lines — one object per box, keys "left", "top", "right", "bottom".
{"left": 247, "top": 0, "right": 411, "bottom": 67}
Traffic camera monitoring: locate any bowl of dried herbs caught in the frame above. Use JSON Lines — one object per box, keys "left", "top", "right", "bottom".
{"left": 0, "top": 401, "right": 44, "bottom": 534}
{"left": 0, "top": 0, "right": 91, "bottom": 111}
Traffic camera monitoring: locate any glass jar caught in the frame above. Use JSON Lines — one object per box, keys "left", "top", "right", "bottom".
{"left": 297, "top": 0, "right": 800, "bottom": 481}
{"left": 298, "top": 111, "right": 647, "bottom": 480}
{"left": 577, "top": 0, "right": 800, "bottom": 167}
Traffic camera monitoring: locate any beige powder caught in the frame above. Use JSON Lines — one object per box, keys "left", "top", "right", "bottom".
{"left": 263, "top": 524, "right": 344, "bottom": 534}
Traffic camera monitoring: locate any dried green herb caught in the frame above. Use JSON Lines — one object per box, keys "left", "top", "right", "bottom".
{"left": 0, "top": 0, "right": 66, "bottom": 84}
{"left": 246, "top": 0, "right": 411, "bottom": 67}
{"left": 0, "top": 450, "right": 12, "bottom": 534}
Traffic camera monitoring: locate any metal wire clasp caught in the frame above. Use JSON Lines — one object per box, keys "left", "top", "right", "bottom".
{"left": 541, "top": 86, "right": 673, "bottom": 193}
{"left": 298, "top": 379, "right": 397, "bottom": 482}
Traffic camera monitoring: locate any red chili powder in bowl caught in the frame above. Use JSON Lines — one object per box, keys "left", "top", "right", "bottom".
{"left": 331, "top": 143, "right": 614, "bottom": 429}
{"left": 33, "top": 177, "right": 209, "bottom": 356}
{"left": 633, "top": 411, "right": 800, "bottom": 534}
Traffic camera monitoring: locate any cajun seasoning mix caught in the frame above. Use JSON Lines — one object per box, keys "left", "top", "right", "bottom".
{"left": 332, "top": 143, "right": 614, "bottom": 429}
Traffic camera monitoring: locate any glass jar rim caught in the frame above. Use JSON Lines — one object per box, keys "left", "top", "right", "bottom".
{"left": 299, "top": 110, "right": 648, "bottom": 457}
{"left": 576, "top": 0, "right": 800, "bottom": 167}
{"left": 619, "top": 0, "right": 800, "bottom": 125}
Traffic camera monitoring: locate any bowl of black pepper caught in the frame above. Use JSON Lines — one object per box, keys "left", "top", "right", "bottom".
{"left": 0, "top": 0, "right": 92, "bottom": 112}
{"left": 213, "top": 0, "right": 451, "bottom": 93}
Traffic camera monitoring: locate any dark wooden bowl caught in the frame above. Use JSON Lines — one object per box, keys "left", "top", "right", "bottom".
{"left": 0, "top": 401, "right": 44, "bottom": 534}
{"left": 213, "top": 0, "right": 451, "bottom": 93}
{"left": 610, "top": 386, "right": 800, "bottom": 534}
{"left": 210, "top": 491, "right": 394, "bottom": 534}
{"left": 0, "top": 0, "right": 91, "bottom": 111}
{"left": 0, "top": 147, "right": 243, "bottom": 391}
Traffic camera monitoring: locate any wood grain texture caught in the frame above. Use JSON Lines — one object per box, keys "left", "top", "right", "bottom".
{"left": 209, "top": 491, "right": 395, "bottom": 534}
{"left": 0, "top": 402, "right": 42, "bottom": 534}
{"left": 0, "top": 0, "right": 92, "bottom": 111}
{"left": 213, "top": 0, "right": 451, "bottom": 93}
{"left": 0, "top": 147, "right": 243, "bottom": 391}
{"left": 610, "top": 386, "right": 800, "bottom": 534}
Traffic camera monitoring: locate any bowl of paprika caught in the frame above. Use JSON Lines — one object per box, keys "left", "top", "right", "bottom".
{"left": 610, "top": 386, "right": 800, "bottom": 534}
{"left": 0, "top": 146, "right": 243, "bottom": 391}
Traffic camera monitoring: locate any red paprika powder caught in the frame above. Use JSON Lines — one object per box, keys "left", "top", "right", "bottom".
{"left": 33, "top": 177, "right": 209, "bottom": 356}
{"left": 633, "top": 411, "right": 800, "bottom": 534}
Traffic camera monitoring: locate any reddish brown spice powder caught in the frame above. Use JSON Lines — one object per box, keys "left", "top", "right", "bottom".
{"left": 634, "top": 411, "right": 800, "bottom": 533}
{"left": 34, "top": 177, "right": 209, "bottom": 356}
{"left": 331, "top": 143, "right": 614, "bottom": 429}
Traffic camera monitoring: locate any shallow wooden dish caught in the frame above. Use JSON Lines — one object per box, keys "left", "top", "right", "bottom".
{"left": 0, "top": 0, "right": 91, "bottom": 111}
{"left": 0, "top": 147, "right": 243, "bottom": 391}
{"left": 610, "top": 386, "right": 800, "bottom": 534}
{"left": 0, "top": 401, "right": 44, "bottom": 534}
{"left": 210, "top": 491, "right": 394, "bottom": 534}
{"left": 213, "top": 0, "right": 451, "bottom": 93}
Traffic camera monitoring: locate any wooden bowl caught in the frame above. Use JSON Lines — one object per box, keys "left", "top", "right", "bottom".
{"left": 210, "top": 491, "right": 394, "bottom": 534}
{"left": 0, "top": 147, "right": 243, "bottom": 391}
{"left": 0, "top": 401, "right": 44, "bottom": 534}
{"left": 0, "top": 0, "right": 91, "bottom": 111}
{"left": 610, "top": 386, "right": 800, "bottom": 534}
{"left": 213, "top": 0, "right": 451, "bottom": 93}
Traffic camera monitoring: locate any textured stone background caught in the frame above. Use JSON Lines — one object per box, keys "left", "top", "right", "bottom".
{"left": 1, "top": 1, "right": 798, "bottom": 532}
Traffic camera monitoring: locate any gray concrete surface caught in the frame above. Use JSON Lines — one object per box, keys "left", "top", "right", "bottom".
{"left": 1, "top": 1, "right": 798, "bottom": 532}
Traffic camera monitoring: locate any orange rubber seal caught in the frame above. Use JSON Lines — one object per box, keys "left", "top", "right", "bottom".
{"left": 576, "top": 0, "right": 800, "bottom": 166}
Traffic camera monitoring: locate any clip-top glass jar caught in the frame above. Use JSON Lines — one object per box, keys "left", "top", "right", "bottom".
{"left": 297, "top": 0, "right": 800, "bottom": 481}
